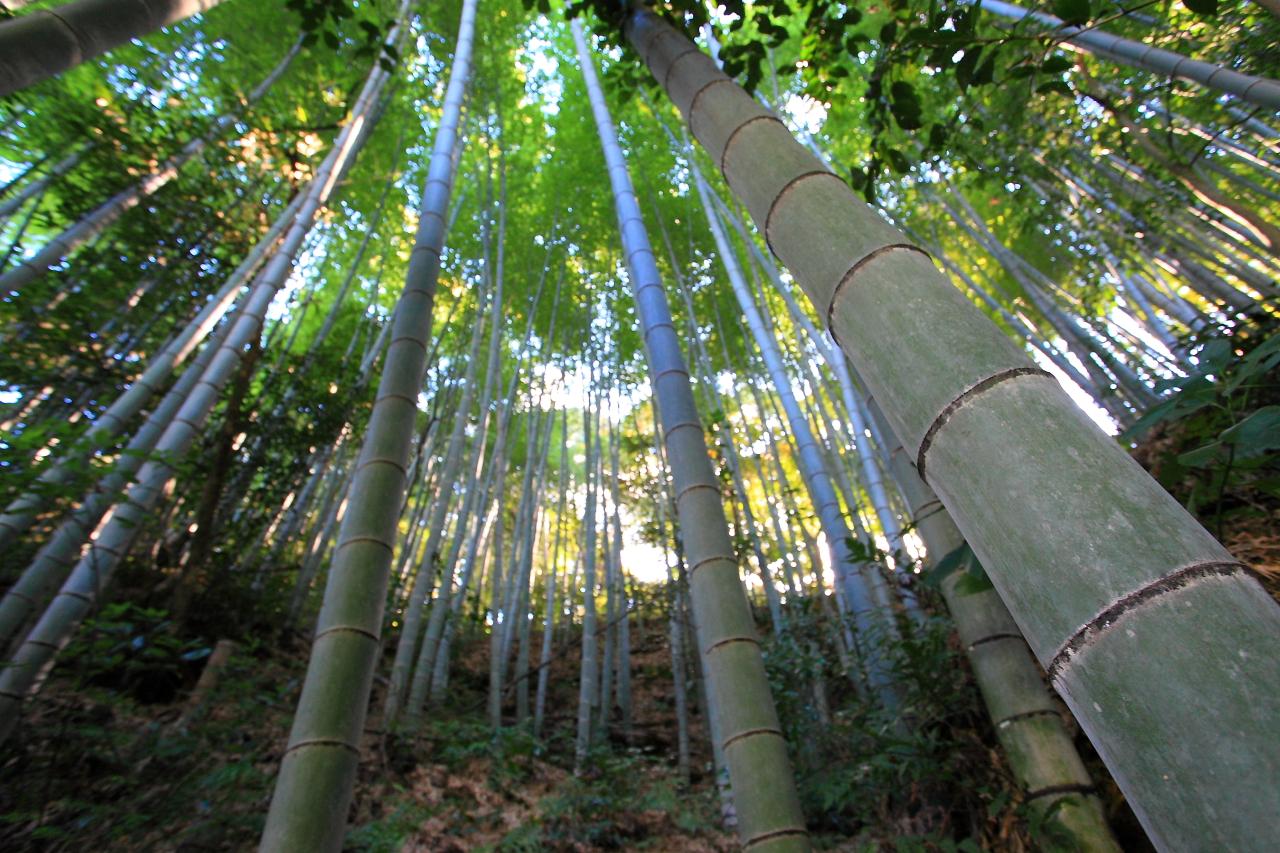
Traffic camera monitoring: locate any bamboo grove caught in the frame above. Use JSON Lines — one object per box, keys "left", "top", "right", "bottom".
{"left": 0, "top": 0, "right": 1277, "bottom": 849}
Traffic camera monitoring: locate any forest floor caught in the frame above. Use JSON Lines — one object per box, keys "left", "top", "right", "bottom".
{"left": 0, "top": 606, "right": 741, "bottom": 852}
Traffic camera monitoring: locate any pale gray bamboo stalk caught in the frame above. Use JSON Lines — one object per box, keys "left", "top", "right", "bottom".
{"left": 262, "top": 0, "right": 473, "bottom": 840}
{"left": 430, "top": 270, "right": 540, "bottom": 704}
{"left": 497, "top": 406, "right": 543, "bottom": 727}
{"left": 0, "top": 147, "right": 85, "bottom": 221}
{"left": 515, "top": 408, "right": 555, "bottom": 725}
{"left": 913, "top": 225, "right": 1108, "bottom": 400}
{"left": 261, "top": 0, "right": 475, "bottom": 842}
{"left": 284, "top": 453, "right": 356, "bottom": 623}
{"left": 407, "top": 277, "right": 509, "bottom": 716}
{"left": 0, "top": 301, "right": 234, "bottom": 648}
{"left": 0, "top": 257, "right": 302, "bottom": 737}
{"left": 649, "top": 399, "right": 690, "bottom": 783}
{"left": 753, "top": 384, "right": 826, "bottom": 597}
{"left": 595, "top": 422, "right": 615, "bottom": 741}
{"left": 574, "top": 20, "right": 807, "bottom": 848}
{"left": 719, "top": 193, "right": 916, "bottom": 582}
{"left": 383, "top": 284, "right": 488, "bottom": 726}
{"left": 486, "top": 457, "right": 509, "bottom": 730}
{"left": 1080, "top": 80, "right": 1280, "bottom": 254}
{"left": 0, "top": 189, "right": 305, "bottom": 552}
{"left": 653, "top": 199, "right": 785, "bottom": 626}
{"left": 694, "top": 159, "right": 904, "bottom": 668}
{"left": 708, "top": 180, "right": 902, "bottom": 646}
{"left": 278, "top": 452, "right": 348, "bottom": 594}
{"left": 428, "top": 455, "right": 501, "bottom": 706}
{"left": 533, "top": 407, "right": 568, "bottom": 738}
{"left": 944, "top": 189, "right": 1157, "bottom": 412}
{"left": 0, "top": 47, "right": 391, "bottom": 727}
{"left": 501, "top": 400, "right": 545, "bottom": 669}
{"left": 977, "top": 0, "right": 1280, "bottom": 110}
{"left": 573, "top": 379, "right": 600, "bottom": 772}
{"left": 607, "top": 413, "right": 632, "bottom": 742}
{"left": 865, "top": 395, "right": 1121, "bottom": 851}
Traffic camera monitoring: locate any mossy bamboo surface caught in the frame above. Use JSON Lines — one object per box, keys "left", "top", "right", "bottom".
{"left": 867, "top": 397, "right": 1121, "bottom": 852}
{"left": 628, "top": 10, "right": 1280, "bottom": 849}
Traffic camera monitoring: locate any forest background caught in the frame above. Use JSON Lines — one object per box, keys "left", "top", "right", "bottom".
{"left": 0, "top": 0, "right": 1276, "bottom": 850}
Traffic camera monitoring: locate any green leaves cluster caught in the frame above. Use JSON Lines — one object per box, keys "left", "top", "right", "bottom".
{"left": 286, "top": 0, "right": 399, "bottom": 68}
{"left": 63, "top": 603, "right": 212, "bottom": 703}
{"left": 1125, "top": 332, "right": 1280, "bottom": 530}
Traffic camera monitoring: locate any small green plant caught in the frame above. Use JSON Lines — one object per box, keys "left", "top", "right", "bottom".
{"left": 764, "top": 603, "right": 1010, "bottom": 846}
{"left": 1125, "top": 330, "right": 1280, "bottom": 537}
{"left": 345, "top": 796, "right": 440, "bottom": 853}
{"left": 495, "top": 821, "right": 544, "bottom": 852}
{"left": 61, "top": 602, "right": 211, "bottom": 704}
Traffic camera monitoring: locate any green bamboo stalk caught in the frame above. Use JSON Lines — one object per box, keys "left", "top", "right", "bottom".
{"left": 977, "top": 0, "right": 1280, "bottom": 111}
{"left": 0, "top": 297, "right": 235, "bottom": 648}
{"left": 258, "top": 0, "right": 477, "bottom": 847}
{"left": 691, "top": 156, "right": 900, "bottom": 700}
{"left": 384, "top": 281, "right": 488, "bottom": 726}
{"left": 628, "top": 10, "right": 1280, "bottom": 849}
{"left": 0, "top": 37, "right": 301, "bottom": 295}
{"left": 0, "top": 64, "right": 306, "bottom": 554}
{"left": 574, "top": 378, "right": 601, "bottom": 771}
{"left": 0, "top": 29, "right": 392, "bottom": 740}
{"left": 865, "top": 395, "right": 1121, "bottom": 851}
{"left": 574, "top": 19, "right": 808, "bottom": 850}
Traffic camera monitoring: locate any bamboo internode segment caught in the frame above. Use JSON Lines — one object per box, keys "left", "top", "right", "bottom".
{"left": 868, "top": 397, "right": 1120, "bottom": 850}
{"left": 0, "top": 245, "right": 286, "bottom": 738}
{"left": 628, "top": 9, "right": 1280, "bottom": 850}
{"left": 0, "top": 304, "right": 231, "bottom": 649}
{"left": 0, "top": 0, "right": 228, "bottom": 97}
{"left": 573, "top": 19, "right": 810, "bottom": 852}
{"left": 688, "top": 153, "right": 901, "bottom": 703}
{"left": 261, "top": 0, "right": 476, "bottom": 847}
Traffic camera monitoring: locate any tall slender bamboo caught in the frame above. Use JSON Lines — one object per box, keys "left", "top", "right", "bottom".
{"left": 384, "top": 281, "right": 488, "bottom": 725}
{"left": 407, "top": 259, "right": 510, "bottom": 717}
{"left": 533, "top": 407, "right": 568, "bottom": 738}
{"left": 629, "top": 11, "right": 1280, "bottom": 848}
{"left": 0, "top": 299, "right": 236, "bottom": 647}
{"left": 0, "top": 147, "right": 86, "bottom": 221}
{"left": 865, "top": 396, "right": 1121, "bottom": 851}
{"left": 259, "top": 0, "right": 478, "bottom": 847}
{"left": 978, "top": 0, "right": 1280, "bottom": 110}
{"left": 575, "top": 20, "right": 807, "bottom": 850}
{"left": 649, "top": 400, "right": 691, "bottom": 784}
{"left": 691, "top": 156, "right": 900, "bottom": 702}
{"left": 656, "top": 215, "right": 785, "bottom": 627}
{"left": 0, "top": 25, "right": 396, "bottom": 740}
{"left": 720, "top": 196, "right": 916, "bottom": 579}
{"left": 609, "top": 420, "right": 632, "bottom": 741}
{"left": 574, "top": 380, "right": 601, "bottom": 772}
{"left": 0, "top": 189, "right": 305, "bottom": 553}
